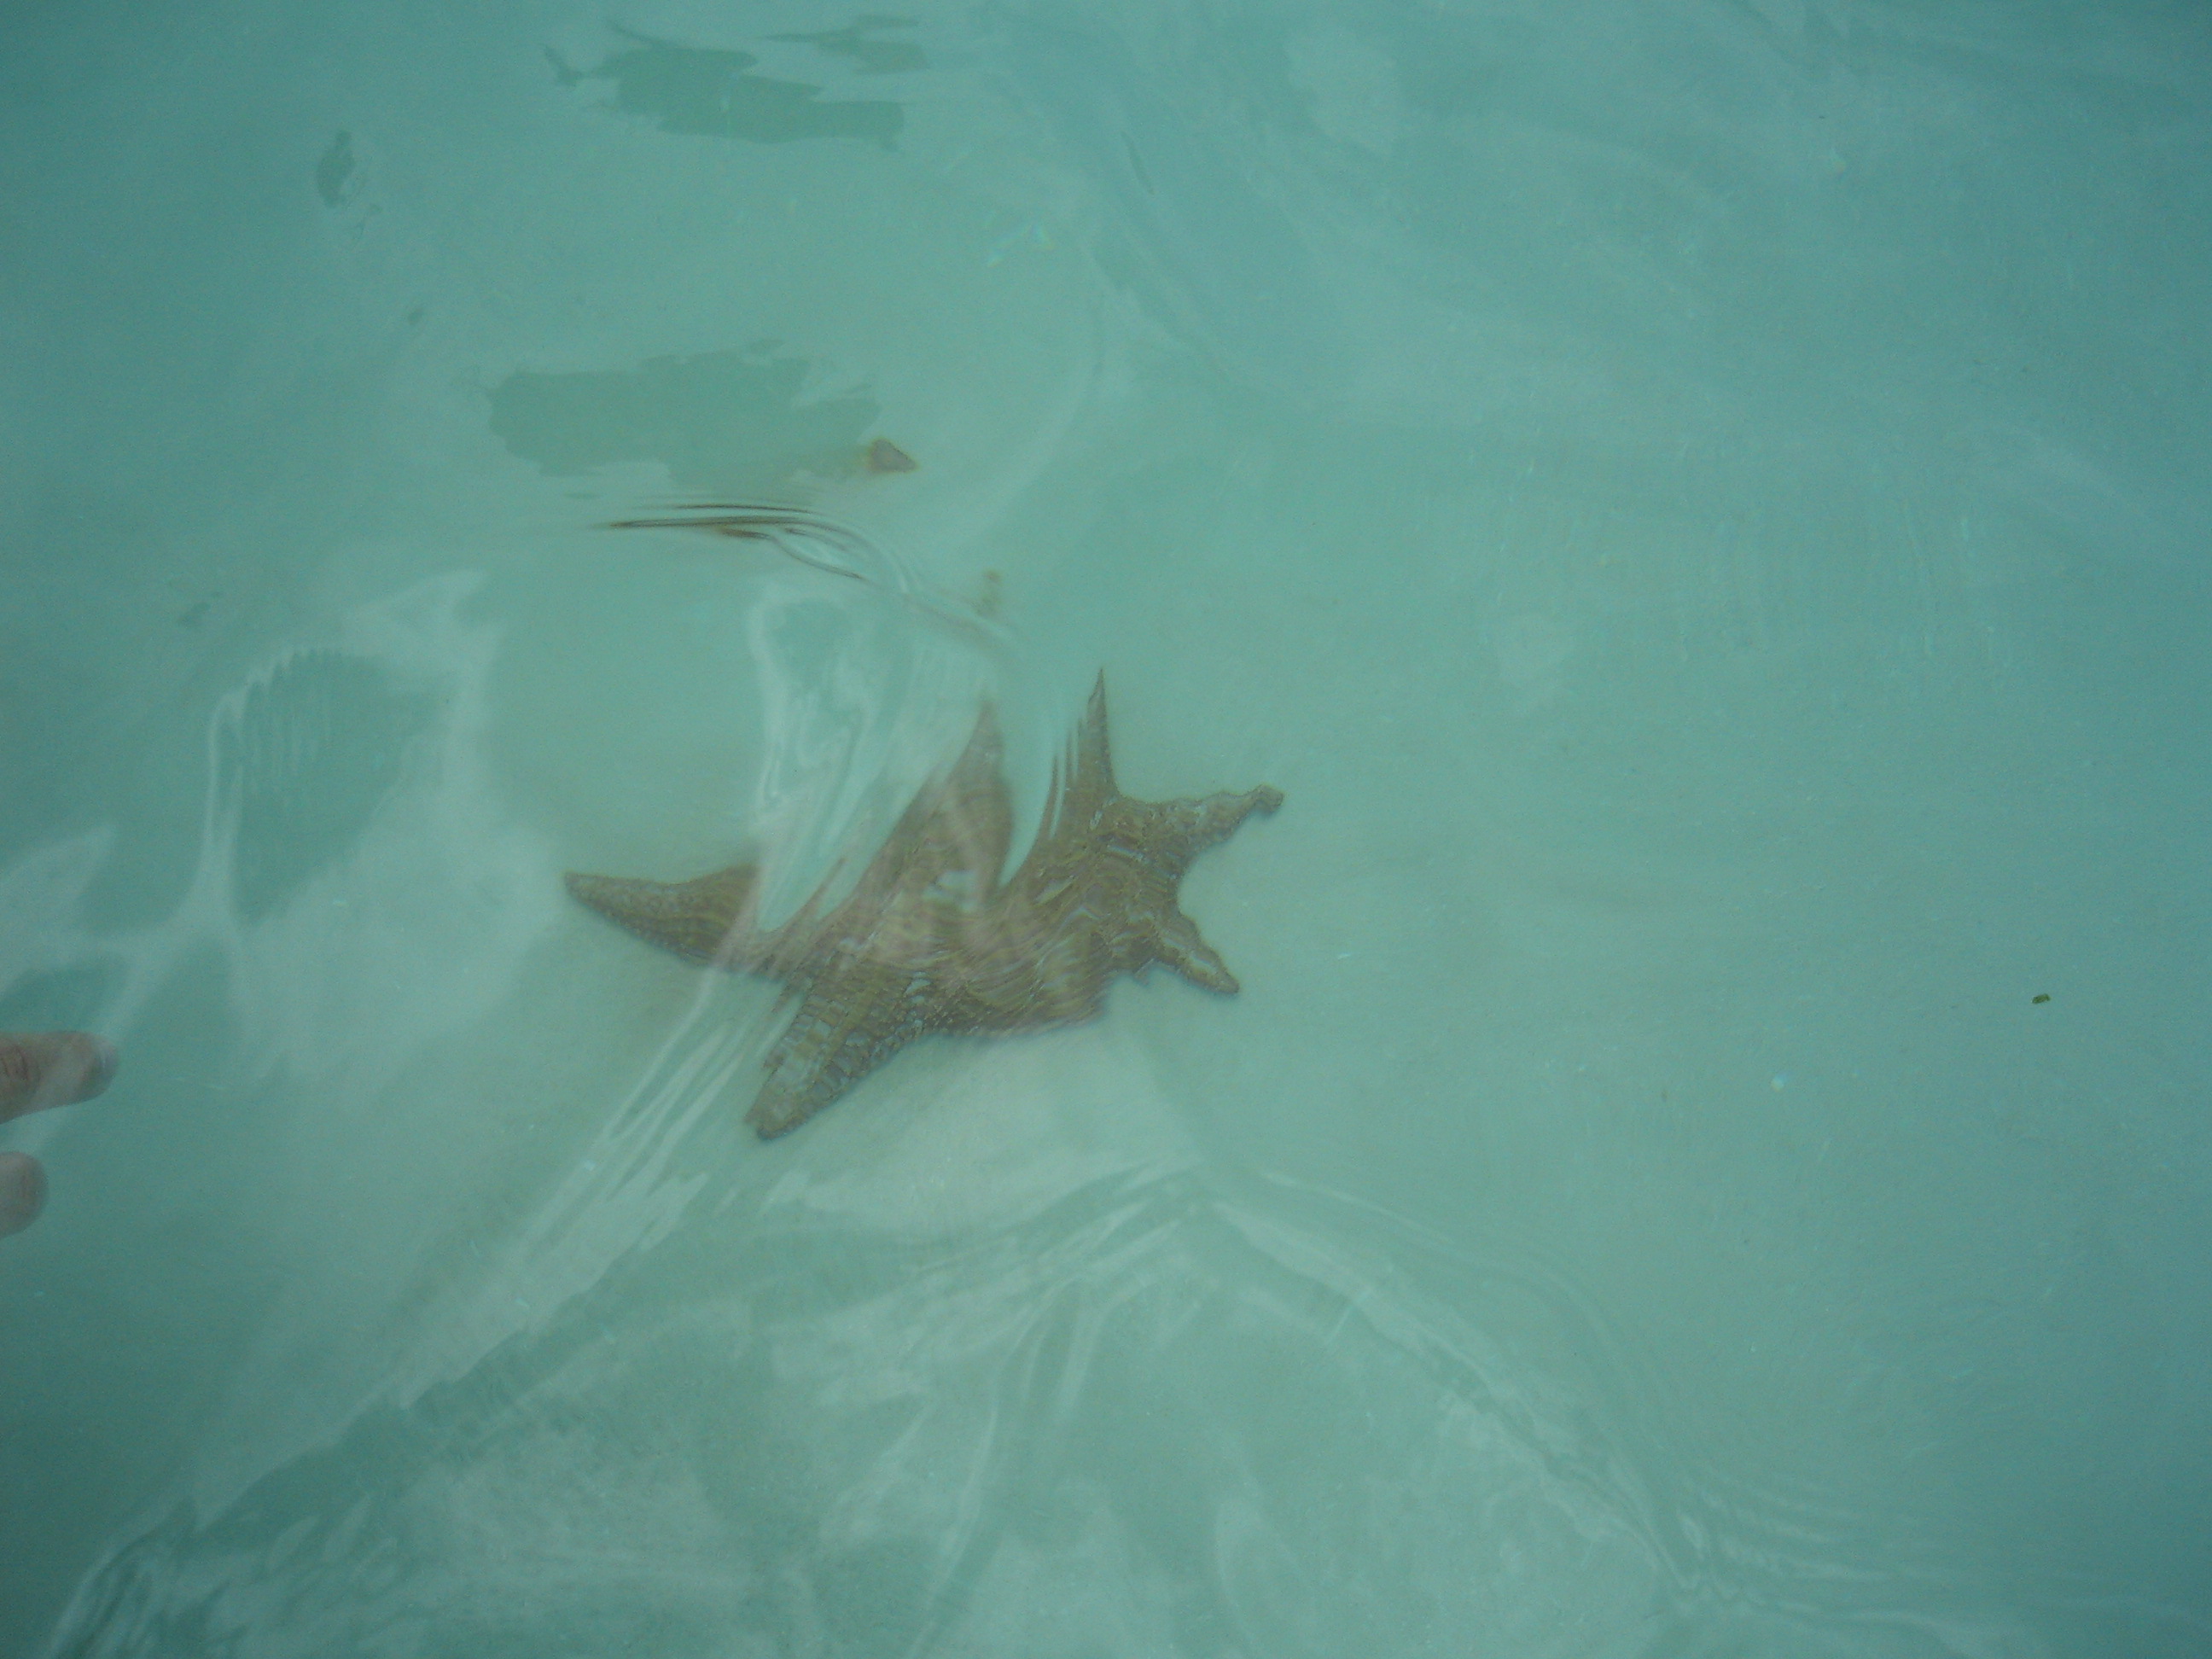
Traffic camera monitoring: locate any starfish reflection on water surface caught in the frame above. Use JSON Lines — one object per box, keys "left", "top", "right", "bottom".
{"left": 568, "top": 675, "right": 1283, "bottom": 1138}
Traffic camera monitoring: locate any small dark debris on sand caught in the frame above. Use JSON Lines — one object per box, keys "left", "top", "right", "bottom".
{"left": 863, "top": 437, "right": 917, "bottom": 474}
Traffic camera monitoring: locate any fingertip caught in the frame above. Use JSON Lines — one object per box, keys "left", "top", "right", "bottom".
{"left": 0, "top": 1151, "right": 47, "bottom": 1238}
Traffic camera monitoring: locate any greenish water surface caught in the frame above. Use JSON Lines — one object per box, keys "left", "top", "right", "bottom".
{"left": 3, "top": 3, "right": 2209, "bottom": 1655}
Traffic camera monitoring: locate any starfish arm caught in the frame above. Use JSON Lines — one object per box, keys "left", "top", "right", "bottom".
{"left": 567, "top": 865, "right": 795, "bottom": 969}
{"left": 1150, "top": 906, "right": 1241, "bottom": 994}
{"left": 748, "top": 963, "right": 936, "bottom": 1138}
{"left": 1115, "top": 785, "right": 1284, "bottom": 877}
{"left": 1051, "top": 672, "right": 1120, "bottom": 830}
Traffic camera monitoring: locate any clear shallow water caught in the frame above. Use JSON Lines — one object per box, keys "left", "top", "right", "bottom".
{"left": 3, "top": 2, "right": 2209, "bottom": 1654}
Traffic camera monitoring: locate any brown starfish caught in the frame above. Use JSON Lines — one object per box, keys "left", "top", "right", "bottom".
{"left": 568, "top": 674, "right": 1282, "bottom": 1137}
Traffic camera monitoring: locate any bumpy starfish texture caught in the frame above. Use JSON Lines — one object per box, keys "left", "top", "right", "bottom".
{"left": 568, "top": 674, "right": 1282, "bottom": 1138}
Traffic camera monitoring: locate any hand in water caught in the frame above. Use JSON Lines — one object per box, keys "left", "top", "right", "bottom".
{"left": 1, "top": 1032, "right": 119, "bottom": 1238}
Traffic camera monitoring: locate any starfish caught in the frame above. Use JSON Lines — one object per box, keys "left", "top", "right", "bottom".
{"left": 568, "top": 674, "right": 1282, "bottom": 1137}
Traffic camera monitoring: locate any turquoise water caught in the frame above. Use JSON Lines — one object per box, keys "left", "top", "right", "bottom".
{"left": 3, "top": 2, "right": 2209, "bottom": 1653}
